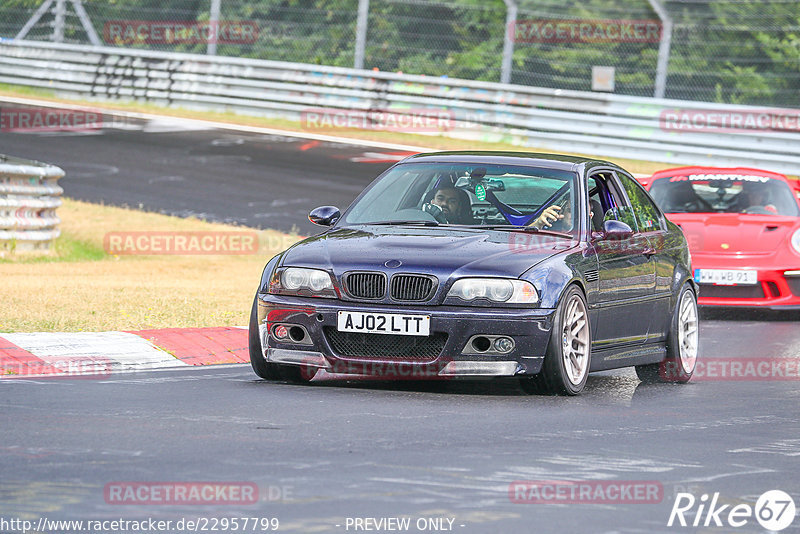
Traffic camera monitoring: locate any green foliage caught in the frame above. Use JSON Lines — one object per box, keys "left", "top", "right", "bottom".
{"left": 0, "top": 0, "right": 796, "bottom": 106}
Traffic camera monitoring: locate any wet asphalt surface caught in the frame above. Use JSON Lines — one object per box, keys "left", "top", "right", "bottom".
{"left": 1, "top": 108, "right": 799, "bottom": 533}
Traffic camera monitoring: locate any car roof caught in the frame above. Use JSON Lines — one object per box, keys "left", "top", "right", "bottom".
{"left": 400, "top": 151, "right": 619, "bottom": 172}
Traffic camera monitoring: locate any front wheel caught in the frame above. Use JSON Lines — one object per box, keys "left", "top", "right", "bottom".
{"left": 520, "top": 285, "right": 591, "bottom": 395}
{"left": 635, "top": 283, "right": 698, "bottom": 383}
{"left": 248, "top": 295, "right": 318, "bottom": 383}
{"left": 248, "top": 295, "right": 282, "bottom": 380}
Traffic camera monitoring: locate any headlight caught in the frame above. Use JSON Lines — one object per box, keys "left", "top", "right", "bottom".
{"left": 791, "top": 229, "right": 800, "bottom": 255}
{"left": 270, "top": 267, "right": 337, "bottom": 298}
{"left": 447, "top": 278, "right": 538, "bottom": 305}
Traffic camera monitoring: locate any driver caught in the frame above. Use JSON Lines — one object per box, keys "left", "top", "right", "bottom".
{"left": 425, "top": 186, "right": 474, "bottom": 224}
{"left": 529, "top": 204, "right": 565, "bottom": 230}
{"left": 737, "top": 183, "right": 777, "bottom": 214}
{"left": 528, "top": 199, "right": 589, "bottom": 232}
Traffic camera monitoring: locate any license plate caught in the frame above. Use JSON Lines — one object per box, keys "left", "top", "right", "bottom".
{"left": 337, "top": 311, "right": 430, "bottom": 336}
{"left": 694, "top": 268, "right": 758, "bottom": 286}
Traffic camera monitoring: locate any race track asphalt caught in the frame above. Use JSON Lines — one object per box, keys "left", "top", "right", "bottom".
{"left": 0, "top": 114, "right": 407, "bottom": 235}
{"left": 1, "top": 106, "right": 799, "bottom": 533}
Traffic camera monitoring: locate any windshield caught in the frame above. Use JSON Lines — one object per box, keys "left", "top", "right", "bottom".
{"left": 649, "top": 174, "right": 800, "bottom": 216}
{"left": 342, "top": 162, "right": 579, "bottom": 234}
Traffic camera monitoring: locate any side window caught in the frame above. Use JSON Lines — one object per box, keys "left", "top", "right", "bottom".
{"left": 618, "top": 172, "right": 664, "bottom": 232}
{"left": 589, "top": 171, "right": 639, "bottom": 232}
{"left": 587, "top": 177, "right": 604, "bottom": 232}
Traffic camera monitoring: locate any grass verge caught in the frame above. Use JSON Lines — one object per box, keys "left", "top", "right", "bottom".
{"left": 0, "top": 199, "right": 300, "bottom": 332}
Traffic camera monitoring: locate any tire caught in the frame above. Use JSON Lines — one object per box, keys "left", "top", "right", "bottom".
{"left": 635, "top": 283, "right": 698, "bottom": 384}
{"left": 248, "top": 295, "right": 317, "bottom": 383}
{"left": 520, "top": 285, "right": 591, "bottom": 396}
{"left": 279, "top": 364, "right": 315, "bottom": 384}
{"left": 248, "top": 295, "right": 282, "bottom": 380}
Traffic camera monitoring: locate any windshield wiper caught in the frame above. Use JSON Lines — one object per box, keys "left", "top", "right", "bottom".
{"left": 365, "top": 220, "right": 440, "bottom": 226}
{"left": 459, "top": 224, "right": 573, "bottom": 238}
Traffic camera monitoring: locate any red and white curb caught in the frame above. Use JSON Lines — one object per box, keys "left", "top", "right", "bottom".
{"left": 0, "top": 327, "right": 249, "bottom": 378}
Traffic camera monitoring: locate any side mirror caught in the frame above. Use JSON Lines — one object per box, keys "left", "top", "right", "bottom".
{"left": 308, "top": 206, "right": 340, "bottom": 226}
{"left": 600, "top": 219, "right": 634, "bottom": 239}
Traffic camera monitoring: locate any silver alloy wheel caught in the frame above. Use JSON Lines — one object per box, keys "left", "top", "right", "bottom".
{"left": 561, "top": 294, "right": 590, "bottom": 385}
{"left": 677, "top": 290, "right": 699, "bottom": 374}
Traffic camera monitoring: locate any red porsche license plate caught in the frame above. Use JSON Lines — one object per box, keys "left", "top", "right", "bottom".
{"left": 694, "top": 269, "right": 757, "bottom": 286}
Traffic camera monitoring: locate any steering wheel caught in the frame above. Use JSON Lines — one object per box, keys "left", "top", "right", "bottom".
{"left": 421, "top": 203, "right": 450, "bottom": 224}
{"left": 671, "top": 198, "right": 712, "bottom": 213}
{"left": 386, "top": 207, "right": 441, "bottom": 223}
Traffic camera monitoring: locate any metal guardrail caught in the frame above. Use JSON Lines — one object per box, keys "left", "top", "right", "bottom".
{"left": 0, "top": 40, "right": 798, "bottom": 175}
{"left": 0, "top": 154, "right": 64, "bottom": 253}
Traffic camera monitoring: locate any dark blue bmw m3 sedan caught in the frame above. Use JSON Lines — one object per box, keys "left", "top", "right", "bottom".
{"left": 249, "top": 152, "right": 698, "bottom": 395}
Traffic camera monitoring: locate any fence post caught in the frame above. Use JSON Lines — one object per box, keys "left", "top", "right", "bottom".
{"left": 501, "top": 0, "right": 518, "bottom": 84}
{"left": 70, "top": 0, "right": 102, "bottom": 46}
{"left": 647, "top": 0, "right": 672, "bottom": 99}
{"left": 16, "top": 0, "right": 54, "bottom": 41}
{"left": 52, "top": 0, "right": 66, "bottom": 42}
{"left": 17, "top": 0, "right": 101, "bottom": 45}
{"left": 207, "top": 0, "right": 221, "bottom": 55}
{"left": 354, "top": 0, "right": 369, "bottom": 69}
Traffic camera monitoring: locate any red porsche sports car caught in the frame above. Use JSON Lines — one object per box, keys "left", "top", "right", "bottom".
{"left": 639, "top": 166, "right": 800, "bottom": 308}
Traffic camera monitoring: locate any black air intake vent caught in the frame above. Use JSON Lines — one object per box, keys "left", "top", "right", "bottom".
{"left": 324, "top": 328, "right": 447, "bottom": 360}
{"left": 391, "top": 274, "right": 436, "bottom": 301}
{"left": 344, "top": 272, "right": 386, "bottom": 299}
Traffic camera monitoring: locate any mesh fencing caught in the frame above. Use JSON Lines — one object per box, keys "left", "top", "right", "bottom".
{"left": 1, "top": 0, "right": 797, "bottom": 107}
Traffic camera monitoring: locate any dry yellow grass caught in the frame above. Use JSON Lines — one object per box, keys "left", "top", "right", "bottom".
{"left": 0, "top": 199, "right": 301, "bottom": 332}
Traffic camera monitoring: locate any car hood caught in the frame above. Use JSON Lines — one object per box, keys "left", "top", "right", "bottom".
{"left": 667, "top": 213, "right": 799, "bottom": 256}
{"left": 281, "top": 226, "right": 576, "bottom": 279}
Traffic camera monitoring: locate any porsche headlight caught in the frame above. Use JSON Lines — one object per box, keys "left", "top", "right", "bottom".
{"left": 270, "top": 267, "right": 337, "bottom": 298}
{"left": 447, "top": 278, "right": 538, "bottom": 305}
{"left": 791, "top": 229, "right": 800, "bottom": 255}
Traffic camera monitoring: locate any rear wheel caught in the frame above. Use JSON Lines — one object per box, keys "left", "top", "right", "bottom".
{"left": 520, "top": 285, "right": 591, "bottom": 395}
{"left": 635, "top": 283, "right": 698, "bottom": 383}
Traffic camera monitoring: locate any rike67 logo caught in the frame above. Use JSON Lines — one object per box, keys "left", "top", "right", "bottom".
{"left": 668, "top": 490, "right": 796, "bottom": 531}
